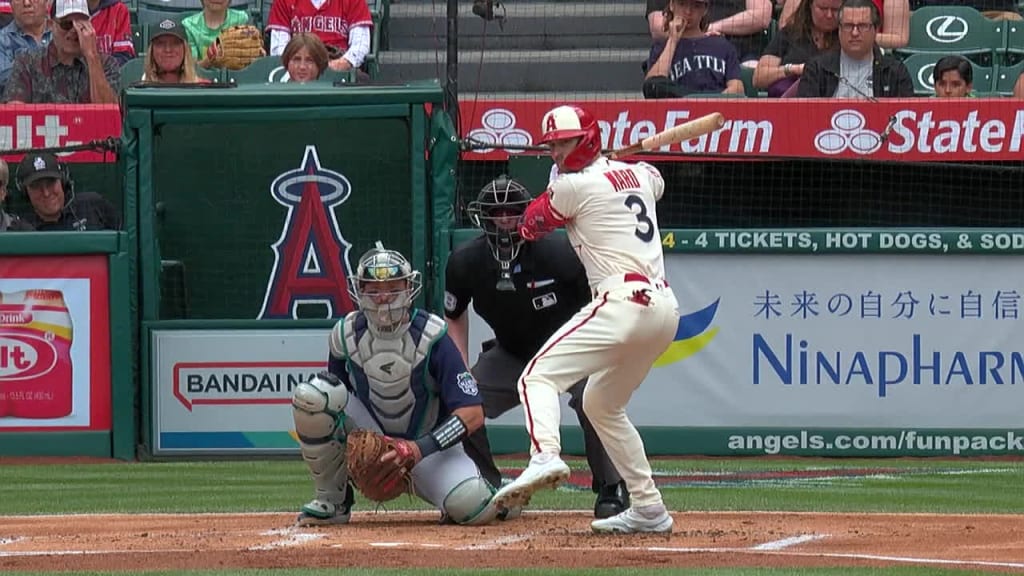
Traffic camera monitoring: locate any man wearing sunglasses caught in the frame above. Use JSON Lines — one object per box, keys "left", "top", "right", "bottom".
{"left": 797, "top": 0, "right": 911, "bottom": 98}
{"left": 2, "top": 0, "right": 118, "bottom": 103}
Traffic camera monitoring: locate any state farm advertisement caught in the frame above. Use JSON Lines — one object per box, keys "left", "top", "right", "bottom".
{"left": 0, "top": 256, "right": 111, "bottom": 430}
{"left": 0, "top": 104, "right": 121, "bottom": 163}
{"left": 151, "top": 328, "right": 331, "bottom": 454}
{"left": 459, "top": 98, "right": 1024, "bottom": 162}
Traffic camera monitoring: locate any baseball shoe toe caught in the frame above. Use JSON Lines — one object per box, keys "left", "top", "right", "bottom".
{"left": 492, "top": 452, "right": 570, "bottom": 510}
{"left": 497, "top": 505, "right": 523, "bottom": 521}
{"left": 295, "top": 500, "right": 352, "bottom": 526}
{"left": 591, "top": 505, "right": 673, "bottom": 534}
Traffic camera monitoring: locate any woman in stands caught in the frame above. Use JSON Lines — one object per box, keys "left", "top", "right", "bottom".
{"left": 777, "top": 0, "right": 908, "bottom": 49}
{"left": 282, "top": 32, "right": 329, "bottom": 83}
{"left": 143, "top": 19, "right": 202, "bottom": 84}
{"left": 753, "top": 0, "right": 839, "bottom": 96}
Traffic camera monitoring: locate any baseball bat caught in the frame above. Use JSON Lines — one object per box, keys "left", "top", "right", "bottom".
{"left": 608, "top": 112, "right": 726, "bottom": 160}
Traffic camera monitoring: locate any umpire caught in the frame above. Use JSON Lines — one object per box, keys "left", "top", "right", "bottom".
{"left": 445, "top": 176, "right": 629, "bottom": 519}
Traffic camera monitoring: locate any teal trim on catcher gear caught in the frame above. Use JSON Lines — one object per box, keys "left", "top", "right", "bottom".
{"left": 442, "top": 476, "right": 500, "bottom": 525}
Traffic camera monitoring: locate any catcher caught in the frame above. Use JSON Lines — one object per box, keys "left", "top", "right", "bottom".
{"left": 291, "top": 242, "right": 512, "bottom": 527}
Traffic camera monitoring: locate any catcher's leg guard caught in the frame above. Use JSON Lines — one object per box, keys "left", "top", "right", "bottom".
{"left": 443, "top": 476, "right": 502, "bottom": 526}
{"left": 293, "top": 374, "right": 353, "bottom": 526}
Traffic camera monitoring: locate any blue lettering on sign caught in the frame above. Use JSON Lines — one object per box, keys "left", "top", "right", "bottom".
{"left": 752, "top": 334, "right": 1024, "bottom": 398}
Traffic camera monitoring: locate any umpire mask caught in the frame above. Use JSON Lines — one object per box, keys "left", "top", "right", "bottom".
{"left": 467, "top": 176, "right": 532, "bottom": 291}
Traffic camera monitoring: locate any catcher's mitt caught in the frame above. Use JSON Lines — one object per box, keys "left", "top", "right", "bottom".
{"left": 346, "top": 429, "right": 415, "bottom": 503}
{"left": 208, "top": 25, "right": 266, "bottom": 70}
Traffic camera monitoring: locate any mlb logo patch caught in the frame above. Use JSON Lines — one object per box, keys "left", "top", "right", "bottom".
{"left": 532, "top": 292, "right": 557, "bottom": 310}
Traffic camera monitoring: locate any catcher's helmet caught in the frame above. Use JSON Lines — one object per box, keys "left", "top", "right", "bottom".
{"left": 540, "top": 105, "right": 601, "bottom": 172}
{"left": 347, "top": 242, "right": 422, "bottom": 338}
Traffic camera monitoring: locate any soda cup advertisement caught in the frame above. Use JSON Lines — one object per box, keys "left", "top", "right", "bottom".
{"left": 0, "top": 255, "right": 111, "bottom": 431}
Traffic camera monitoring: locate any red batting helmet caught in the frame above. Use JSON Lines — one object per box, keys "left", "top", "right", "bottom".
{"left": 540, "top": 105, "right": 601, "bottom": 172}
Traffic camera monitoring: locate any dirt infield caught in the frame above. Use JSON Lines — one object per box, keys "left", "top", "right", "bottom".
{"left": 2, "top": 511, "right": 1023, "bottom": 572}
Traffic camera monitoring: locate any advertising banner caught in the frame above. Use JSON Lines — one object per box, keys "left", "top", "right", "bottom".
{"left": 480, "top": 253, "right": 1024, "bottom": 456}
{"left": 459, "top": 98, "right": 1024, "bottom": 162}
{"left": 0, "top": 105, "right": 121, "bottom": 162}
{"left": 151, "top": 328, "right": 330, "bottom": 454}
{"left": 0, "top": 255, "right": 110, "bottom": 430}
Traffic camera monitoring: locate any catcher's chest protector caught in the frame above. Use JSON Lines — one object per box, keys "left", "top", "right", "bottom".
{"left": 342, "top": 311, "right": 446, "bottom": 437}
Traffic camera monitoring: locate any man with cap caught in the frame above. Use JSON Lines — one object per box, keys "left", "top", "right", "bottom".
{"left": 0, "top": 0, "right": 53, "bottom": 93}
{"left": 0, "top": 158, "right": 33, "bottom": 231}
{"left": 2, "top": 0, "right": 118, "bottom": 103}
{"left": 16, "top": 152, "right": 120, "bottom": 231}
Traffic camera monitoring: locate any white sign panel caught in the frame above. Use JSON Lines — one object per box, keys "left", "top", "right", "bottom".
{"left": 152, "top": 328, "right": 330, "bottom": 454}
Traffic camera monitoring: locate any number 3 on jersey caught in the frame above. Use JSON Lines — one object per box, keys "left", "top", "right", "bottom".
{"left": 624, "top": 194, "right": 654, "bottom": 243}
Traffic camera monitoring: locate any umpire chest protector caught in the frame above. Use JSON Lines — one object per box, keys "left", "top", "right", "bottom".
{"left": 332, "top": 310, "right": 447, "bottom": 437}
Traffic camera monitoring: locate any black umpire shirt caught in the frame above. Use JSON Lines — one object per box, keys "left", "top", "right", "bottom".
{"left": 445, "top": 233, "right": 591, "bottom": 362}
{"left": 20, "top": 192, "right": 121, "bottom": 231}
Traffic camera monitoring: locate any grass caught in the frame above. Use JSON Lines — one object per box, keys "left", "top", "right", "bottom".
{"left": 1, "top": 457, "right": 1022, "bottom": 515}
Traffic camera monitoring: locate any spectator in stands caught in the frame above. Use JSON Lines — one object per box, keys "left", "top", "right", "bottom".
{"left": 183, "top": 0, "right": 250, "bottom": 69}
{"left": 0, "top": 158, "right": 33, "bottom": 232}
{"left": 142, "top": 19, "right": 201, "bottom": 83}
{"left": 647, "top": 0, "right": 771, "bottom": 67}
{"left": 932, "top": 55, "right": 973, "bottom": 97}
{"left": 266, "top": 0, "right": 372, "bottom": 77}
{"left": 753, "top": 0, "right": 839, "bottom": 96}
{"left": 797, "top": 0, "right": 913, "bottom": 98}
{"left": 0, "top": 0, "right": 52, "bottom": 92}
{"left": 2, "top": 0, "right": 119, "bottom": 104}
{"left": 15, "top": 152, "right": 120, "bottom": 231}
{"left": 643, "top": 0, "right": 745, "bottom": 97}
{"left": 282, "top": 32, "right": 327, "bottom": 82}
{"left": 0, "top": 1, "right": 14, "bottom": 28}
{"left": 86, "top": 0, "right": 132, "bottom": 66}
{"left": 779, "top": 0, "right": 908, "bottom": 49}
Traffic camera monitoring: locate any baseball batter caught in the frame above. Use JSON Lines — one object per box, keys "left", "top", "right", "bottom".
{"left": 291, "top": 243, "right": 510, "bottom": 526}
{"left": 492, "top": 105, "right": 679, "bottom": 534}
{"left": 447, "top": 176, "right": 629, "bottom": 519}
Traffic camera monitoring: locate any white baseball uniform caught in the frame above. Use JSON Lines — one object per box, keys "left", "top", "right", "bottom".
{"left": 518, "top": 157, "right": 679, "bottom": 508}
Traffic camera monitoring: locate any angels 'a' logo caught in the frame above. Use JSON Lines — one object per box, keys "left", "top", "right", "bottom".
{"left": 258, "top": 146, "right": 356, "bottom": 319}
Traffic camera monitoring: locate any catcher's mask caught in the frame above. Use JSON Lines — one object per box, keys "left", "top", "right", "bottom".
{"left": 467, "top": 176, "right": 531, "bottom": 291}
{"left": 348, "top": 242, "right": 423, "bottom": 338}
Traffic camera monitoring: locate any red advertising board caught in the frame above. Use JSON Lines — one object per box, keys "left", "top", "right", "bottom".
{"left": 0, "top": 255, "right": 111, "bottom": 431}
{"left": 0, "top": 104, "right": 121, "bottom": 163}
{"left": 459, "top": 98, "right": 1024, "bottom": 162}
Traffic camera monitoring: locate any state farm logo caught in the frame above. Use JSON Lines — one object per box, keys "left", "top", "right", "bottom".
{"left": 0, "top": 115, "right": 83, "bottom": 156}
{"left": 814, "top": 109, "right": 882, "bottom": 155}
{"left": 0, "top": 333, "right": 57, "bottom": 381}
{"left": 466, "top": 108, "right": 532, "bottom": 154}
{"left": 925, "top": 16, "right": 969, "bottom": 43}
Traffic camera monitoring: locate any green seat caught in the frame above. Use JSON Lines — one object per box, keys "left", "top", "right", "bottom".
{"left": 1002, "top": 19, "right": 1024, "bottom": 64}
{"left": 137, "top": 0, "right": 252, "bottom": 26}
{"left": 896, "top": 6, "right": 1005, "bottom": 66}
{"left": 119, "top": 57, "right": 146, "bottom": 90}
{"left": 994, "top": 60, "right": 1024, "bottom": 95}
{"left": 901, "top": 52, "right": 994, "bottom": 95}
{"left": 739, "top": 65, "right": 759, "bottom": 98}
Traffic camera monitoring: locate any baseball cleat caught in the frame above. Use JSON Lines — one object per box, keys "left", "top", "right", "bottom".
{"left": 492, "top": 452, "right": 570, "bottom": 510}
{"left": 497, "top": 505, "right": 523, "bottom": 521}
{"left": 295, "top": 499, "right": 352, "bottom": 526}
{"left": 591, "top": 505, "right": 673, "bottom": 534}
